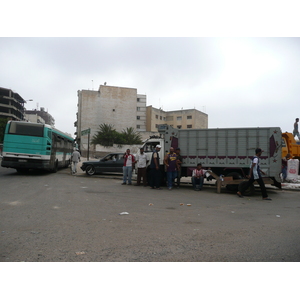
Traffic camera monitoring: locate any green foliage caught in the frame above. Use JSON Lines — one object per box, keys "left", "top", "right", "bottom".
{"left": 121, "top": 127, "right": 143, "bottom": 144}
{"left": 0, "top": 118, "right": 9, "bottom": 143}
{"left": 91, "top": 124, "right": 117, "bottom": 147}
{"left": 91, "top": 123, "right": 142, "bottom": 147}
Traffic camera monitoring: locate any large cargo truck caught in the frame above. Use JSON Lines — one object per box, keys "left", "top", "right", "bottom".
{"left": 140, "top": 125, "right": 283, "bottom": 194}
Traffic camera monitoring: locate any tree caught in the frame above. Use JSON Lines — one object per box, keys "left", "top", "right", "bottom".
{"left": 121, "top": 127, "right": 143, "bottom": 145}
{"left": 91, "top": 124, "right": 143, "bottom": 147}
{"left": 91, "top": 124, "right": 118, "bottom": 147}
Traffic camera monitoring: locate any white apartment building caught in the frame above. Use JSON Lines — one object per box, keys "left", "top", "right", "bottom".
{"left": 76, "top": 84, "right": 146, "bottom": 151}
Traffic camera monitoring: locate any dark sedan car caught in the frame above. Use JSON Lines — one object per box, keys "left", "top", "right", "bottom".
{"left": 81, "top": 153, "right": 125, "bottom": 176}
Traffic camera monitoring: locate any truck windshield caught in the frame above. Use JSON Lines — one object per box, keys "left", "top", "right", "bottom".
{"left": 8, "top": 122, "right": 44, "bottom": 137}
{"left": 144, "top": 142, "right": 160, "bottom": 152}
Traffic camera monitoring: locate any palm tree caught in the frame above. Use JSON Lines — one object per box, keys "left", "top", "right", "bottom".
{"left": 91, "top": 124, "right": 117, "bottom": 147}
{"left": 121, "top": 127, "right": 142, "bottom": 145}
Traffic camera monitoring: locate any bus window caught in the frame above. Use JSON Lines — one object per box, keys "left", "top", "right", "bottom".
{"left": 8, "top": 122, "right": 44, "bottom": 137}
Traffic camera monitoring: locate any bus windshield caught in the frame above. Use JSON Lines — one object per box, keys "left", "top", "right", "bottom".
{"left": 8, "top": 122, "right": 44, "bottom": 137}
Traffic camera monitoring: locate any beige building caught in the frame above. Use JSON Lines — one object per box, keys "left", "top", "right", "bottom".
{"left": 146, "top": 106, "right": 208, "bottom": 131}
{"left": 76, "top": 84, "right": 146, "bottom": 151}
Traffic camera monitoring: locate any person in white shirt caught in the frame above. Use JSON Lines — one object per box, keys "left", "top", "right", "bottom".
{"left": 71, "top": 148, "right": 81, "bottom": 175}
{"left": 134, "top": 148, "right": 149, "bottom": 186}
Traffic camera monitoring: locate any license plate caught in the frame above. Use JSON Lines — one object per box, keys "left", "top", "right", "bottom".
{"left": 19, "top": 159, "right": 27, "bottom": 162}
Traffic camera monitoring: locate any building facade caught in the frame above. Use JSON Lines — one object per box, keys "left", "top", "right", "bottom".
{"left": 146, "top": 106, "right": 208, "bottom": 131}
{"left": 25, "top": 108, "right": 55, "bottom": 126}
{"left": 76, "top": 84, "right": 147, "bottom": 151}
{"left": 24, "top": 111, "right": 46, "bottom": 124}
{"left": 0, "top": 87, "right": 26, "bottom": 121}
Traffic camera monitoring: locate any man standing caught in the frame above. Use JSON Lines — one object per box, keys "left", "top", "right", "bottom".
{"left": 237, "top": 148, "right": 272, "bottom": 200}
{"left": 134, "top": 147, "right": 148, "bottom": 186}
{"left": 175, "top": 147, "right": 182, "bottom": 188}
{"left": 164, "top": 147, "right": 178, "bottom": 190}
{"left": 71, "top": 148, "right": 81, "bottom": 175}
{"left": 149, "top": 144, "right": 162, "bottom": 189}
{"left": 122, "top": 149, "right": 135, "bottom": 185}
{"left": 293, "top": 118, "right": 300, "bottom": 139}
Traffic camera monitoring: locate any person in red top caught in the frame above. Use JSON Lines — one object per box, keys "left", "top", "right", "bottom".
{"left": 192, "top": 163, "right": 209, "bottom": 191}
{"left": 122, "top": 149, "right": 135, "bottom": 185}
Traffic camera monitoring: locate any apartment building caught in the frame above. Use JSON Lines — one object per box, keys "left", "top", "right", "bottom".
{"left": 146, "top": 106, "right": 208, "bottom": 131}
{"left": 76, "top": 84, "right": 146, "bottom": 151}
{"left": 0, "top": 87, "right": 26, "bottom": 121}
{"left": 25, "top": 108, "right": 54, "bottom": 126}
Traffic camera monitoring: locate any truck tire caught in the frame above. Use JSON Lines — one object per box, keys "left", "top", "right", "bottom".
{"left": 225, "top": 172, "right": 243, "bottom": 192}
{"left": 238, "top": 181, "right": 255, "bottom": 196}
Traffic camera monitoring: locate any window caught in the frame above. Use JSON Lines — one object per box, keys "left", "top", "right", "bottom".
{"left": 160, "top": 116, "right": 162, "bottom": 120}
{"left": 144, "top": 142, "right": 160, "bottom": 153}
{"left": 177, "top": 116, "right": 182, "bottom": 121}
{"left": 8, "top": 122, "right": 44, "bottom": 137}
{"left": 187, "top": 125, "right": 192, "bottom": 128}
{"left": 137, "top": 98, "right": 140, "bottom": 102}
{"left": 137, "top": 116, "right": 140, "bottom": 120}
{"left": 137, "top": 107, "right": 140, "bottom": 111}
{"left": 137, "top": 125, "right": 140, "bottom": 129}
{"left": 187, "top": 115, "right": 192, "bottom": 119}
{"left": 156, "top": 115, "right": 158, "bottom": 119}
{"left": 177, "top": 125, "right": 182, "bottom": 129}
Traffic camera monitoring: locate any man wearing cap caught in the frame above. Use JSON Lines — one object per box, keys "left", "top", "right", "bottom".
{"left": 237, "top": 148, "right": 272, "bottom": 200}
{"left": 149, "top": 144, "right": 162, "bottom": 189}
{"left": 134, "top": 147, "right": 148, "bottom": 186}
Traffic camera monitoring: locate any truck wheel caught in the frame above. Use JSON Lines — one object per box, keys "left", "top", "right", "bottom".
{"left": 226, "top": 172, "right": 242, "bottom": 179}
{"left": 226, "top": 184, "right": 238, "bottom": 192}
{"left": 86, "top": 165, "right": 96, "bottom": 176}
{"left": 224, "top": 172, "right": 242, "bottom": 191}
{"left": 238, "top": 181, "right": 255, "bottom": 196}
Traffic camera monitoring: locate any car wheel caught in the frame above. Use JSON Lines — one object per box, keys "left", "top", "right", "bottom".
{"left": 86, "top": 165, "right": 96, "bottom": 176}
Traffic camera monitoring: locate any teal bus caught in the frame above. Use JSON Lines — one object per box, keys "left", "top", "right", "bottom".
{"left": 1, "top": 121, "right": 74, "bottom": 172}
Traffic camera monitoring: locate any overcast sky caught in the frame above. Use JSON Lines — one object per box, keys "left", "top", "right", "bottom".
{"left": 1, "top": 37, "right": 300, "bottom": 137}
{"left": 1, "top": 1, "right": 300, "bottom": 140}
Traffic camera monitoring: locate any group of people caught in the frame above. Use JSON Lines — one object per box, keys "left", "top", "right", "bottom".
{"left": 121, "top": 145, "right": 183, "bottom": 189}
{"left": 121, "top": 145, "right": 210, "bottom": 191}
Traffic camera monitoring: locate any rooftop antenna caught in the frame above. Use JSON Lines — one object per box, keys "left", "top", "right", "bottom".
{"left": 92, "top": 80, "right": 94, "bottom": 90}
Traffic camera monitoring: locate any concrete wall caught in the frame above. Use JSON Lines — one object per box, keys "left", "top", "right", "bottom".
{"left": 77, "top": 85, "right": 147, "bottom": 152}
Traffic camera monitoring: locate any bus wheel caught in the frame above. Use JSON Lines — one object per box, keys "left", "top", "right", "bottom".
{"left": 238, "top": 181, "right": 255, "bottom": 196}
{"left": 52, "top": 160, "right": 58, "bottom": 173}
{"left": 16, "top": 168, "right": 29, "bottom": 173}
{"left": 86, "top": 165, "right": 96, "bottom": 176}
